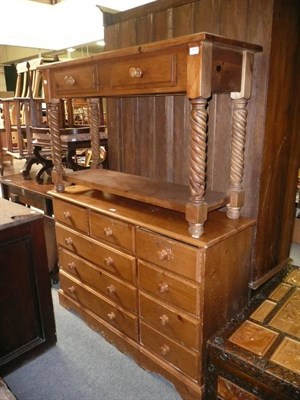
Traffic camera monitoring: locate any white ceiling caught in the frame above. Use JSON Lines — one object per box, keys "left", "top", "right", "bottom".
{"left": 0, "top": 0, "right": 155, "bottom": 50}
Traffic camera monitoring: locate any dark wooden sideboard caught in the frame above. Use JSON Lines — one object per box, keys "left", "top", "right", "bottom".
{"left": 0, "top": 199, "right": 56, "bottom": 375}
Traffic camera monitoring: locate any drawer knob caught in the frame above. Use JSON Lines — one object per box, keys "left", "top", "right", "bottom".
{"left": 129, "top": 67, "right": 143, "bottom": 78}
{"left": 157, "top": 248, "right": 173, "bottom": 261}
{"left": 160, "top": 344, "right": 170, "bottom": 356}
{"left": 107, "top": 311, "right": 116, "bottom": 321}
{"left": 68, "top": 286, "right": 75, "bottom": 294}
{"left": 64, "top": 75, "right": 76, "bottom": 86}
{"left": 68, "top": 261, "right": 76, "bottom": 271}
{"left": 104, "top": 227, "right": 113, "bottom": 237}
{"left": 65, "top": 237, "right": 73, "bottom": 245}
{"left": 158, "top": 281, "right": 169, "bottom": 294}
{"left": 63, "top": 211, "right": 71, "bottom": 219}
{"left": 107, "top": 284, "right": 116, "bottom": 294}
{"left": 104, "top": 256, "right": 114, "bottom": 266}
{"left": 159, "top": 314, "right": 169, "bottom": 326}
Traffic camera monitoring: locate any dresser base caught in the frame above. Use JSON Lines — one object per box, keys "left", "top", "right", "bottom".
{"left": 58, "top": 290, "right": 203, "bottom": 400}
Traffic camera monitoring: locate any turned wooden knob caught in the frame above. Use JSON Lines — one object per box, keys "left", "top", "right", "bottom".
{"left": 157, "top": 248, "right": 173, "bottom": 261}
{"left": 107, "top": 311, "right": 116, "bottom": 321}
{"left": 68, "top": 262, "right": 76, "bottom": 271}
{"left": 68, "top": 286, "right": 75, "bottom": 294}
{"left": 159, "top": 314, "right": 169, "bottom": 326}
{"left": 104, "top": 227, "right": 113, "bottom": 237}
{"left": 129, "top": 67, "right": 143, "bottom": 78}
{"left": 64, "top": 75, "right": 76, "bottom": 86}
{"left": 65, "top": 237, "right": 73, "bottom": 245}
{"left": 104, "top": 256, "right": 114, "bottom": 266}
{"left": 63, "top": 210, "right": 71, "bottom": 219}
{"left": 107, "top": 284, "right": 116, "bottom": 294}
{"left": 160, "top": 344, "right": 170, "bottom": 355}
{"left": 158, "top": 281, "right": 169, "bottom": 294}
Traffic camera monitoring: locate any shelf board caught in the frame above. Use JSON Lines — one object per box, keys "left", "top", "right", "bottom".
{"left": 64, "top": 169, "right": 228, "bottom": 214}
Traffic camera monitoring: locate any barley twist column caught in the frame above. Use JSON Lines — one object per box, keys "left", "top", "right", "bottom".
{"left": 186, "top": 97, "right": 208, "bottom": 238}
{"left": 48, "top": 99, "right": 65, "bottom": 192}
{"left": 87, "top": 98, "right": 101, "bottom": 169}
{"left": 227, "top": 98, "right": 248, "bottom": 219}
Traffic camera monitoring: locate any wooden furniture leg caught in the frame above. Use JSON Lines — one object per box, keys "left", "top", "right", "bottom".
{"left": 88, "top": 98, "right": 101, "bottom": 169}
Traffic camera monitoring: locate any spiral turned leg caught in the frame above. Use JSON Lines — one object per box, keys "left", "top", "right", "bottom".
{"left": 87, "top": 98, "right": 101, "bottom": 169}
{"left": 227, "top": 98, "right": 248, "bottom": 219}
{"left": 186, "top": 97, "right": 208, "bottom": 238}
{"left": 48, "top": 99, "right": 65, "bottom": 192}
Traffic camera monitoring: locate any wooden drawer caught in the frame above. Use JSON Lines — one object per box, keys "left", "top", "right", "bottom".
{"left": 53, "top": 198, "right": 89, "bottom": 233}
{"left": 60, "top": 270, "right": 138, "bottom": 340}
{"left": 138, "top": 261, "right": 200, "bottom": 316}
{"left": 110, "top": 52, "right": 178, "bottom": 92}
{"left": 90, "top": 211, "right": 134, "bottom": 252}
{"left": 50, "top": 64, "right": 99, "bottom": 97}
{"left": 56, "top": 223, "right": 136, "bottom": 283}
{"left": 136, "top": 228, "right": 202, "bottom": 281}
{"left": 140, "top": 322, "right": 199, "bottom": 381}
{"left": 59, "top": 248, "right": 137, "bottom": 312}
{"left": 139, "top": 292, "right": 200, "bottom": 349}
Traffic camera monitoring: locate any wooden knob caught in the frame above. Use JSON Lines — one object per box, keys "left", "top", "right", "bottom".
{"left": 65, "top": 237, "right": 73, "bottom": 245}
{"left": 157, "top": 248, "right": 173, "bottom": 261}
{"left": 158, "top": 281, "right": 169, "bottom": 294}
{"left": 160, "top": 344, "right": 170, "bottom": 356}
{"left": 104, "top": 227, "right": 113, "bottom": 237}
{"left": 107, "top": 311, "right": 116, "bottom": 321}
{"left": 64, "top": 75, "right": 76, "bottom": 86}
{"left": 159, "top": 314, "right": 169, "bottom": 326}
{"left": 68, "top": 286, "right": 75, "bottom": 294}
{"left": 104, "top": 256, "right": 114, "bottom": 266}
{"left": 63, "top": 211, "right": 71, "bottom": 219}
{"left": 68, "top": 262, "right": 76, "bottom": 271}
{"left": 107, "top": 284, "right": 116, "bottom": 294}
{"left": 129, "top": 67, "right": 143, "bottom": 78}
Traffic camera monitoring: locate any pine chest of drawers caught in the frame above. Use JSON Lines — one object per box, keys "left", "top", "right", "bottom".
{"left": 51, "top": 188, "right": 255, "bottom": 399}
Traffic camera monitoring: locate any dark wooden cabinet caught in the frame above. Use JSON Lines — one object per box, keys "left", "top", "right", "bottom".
{"left": 0, "top": 199, "right": 56, "bottom": 375}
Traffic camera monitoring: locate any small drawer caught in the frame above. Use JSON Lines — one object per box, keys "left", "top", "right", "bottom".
{"left": 56, "top": 223, "right": 136, "bottom": 283}
{"left": 50, "top": 64, "right": 99, "bottom": 97}
{"left": 138, "top": 261, "right": 200, "bottom": 316}
{"left": 140, "top": 322, "right": 199, "bottom": 381}
{"left": 90, "top": 211, "right": 134, "bottom": 252}
{"left": 110, "top": 53, "right": 178, "bottom": 92}
{"left": 59, "top": 248, "right": 137, "bottom": 312}
{"left": 139, "top": 292, "right": 200, "bottom": 349}
{"left": 60, "top": 270, "right": 138, "bottom": 341}
{"left": 53, "top": 198, "right": 89, "bottom": 233}
{"left": 136, "top": 228, "right": 202, "bottom": 281}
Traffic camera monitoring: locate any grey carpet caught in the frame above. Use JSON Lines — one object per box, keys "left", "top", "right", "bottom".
{"left": 4, "top": 286, "right": 182, "bottom": 400}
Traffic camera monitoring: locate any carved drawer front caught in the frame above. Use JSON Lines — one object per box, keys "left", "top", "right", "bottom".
{"left": 89, "top": 211, "right": 134, "bottom": 252}
{"left": 136, "top": 228, "right": 202, "bottom": 281}
{"left": 50, "top": 64, "right": 98, "bottom": 97}
{"left": 59, "top": 248, "right": 137, "bottom": 312}
{"left": 56, "top": 223, "right": 136, "bottom": 283}
{"left": 53, "top": 198, "right": 89, "bottom": 233}
{"left": 139, "top": 291, "right": 200, "bottom": 349}
{"left": 138, "top": 261, "right": 200, "bottom": 316}
{"left": 60, "top": 270, "right": 138, "bottom": 340}
{"left": 140, "top": 322, "right": 199, "bottom": 381}
{"left": 217, "top": 377, "right": 260, "bottom": 400}
{"left": 110, "top": 52, "right": 181, "bottom": 92}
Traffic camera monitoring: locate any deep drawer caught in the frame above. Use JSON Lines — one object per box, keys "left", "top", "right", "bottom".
{"left": 53, "top": 198, "right": 89, "bottom": 233}
{"left": 90, "top": 211, "right": 134, "bottom": 252}
{"left": 138, "top": 261, "right": 200, "bottom": 316}
{"left": 56, "top": 223, "right": 136, "bottom": 283}
{"left": 59, "top": 248, "right": 137, "bottom": 312}
{"left": 60, "top": 270, "right": 138, "bottom": 341}
{"left": 136, "top": 228, "right": 202, "bottom": 281}
{"left": 139, "top": 291, "right": 200, "bottom": 349}
{"left": 140, "top": 322, "right": 199, "bottom": 381}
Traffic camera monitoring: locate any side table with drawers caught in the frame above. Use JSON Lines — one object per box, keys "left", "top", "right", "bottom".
{"left": 50, "top": 187, "right": 255, "bottom": 399}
